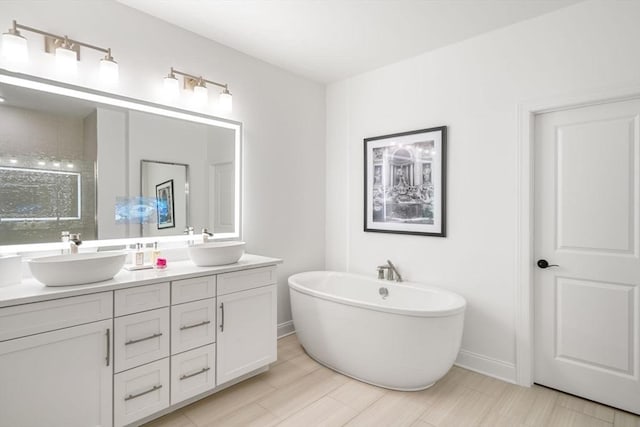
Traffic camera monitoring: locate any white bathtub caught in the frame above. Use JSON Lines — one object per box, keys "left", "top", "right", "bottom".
{"left": 288, "top": 271, "right": 466, "bottom": 391}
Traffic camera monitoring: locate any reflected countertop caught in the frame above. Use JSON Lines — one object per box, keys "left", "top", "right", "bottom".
{"left": 0, "top": 253, "right": 283, "bottom": 308}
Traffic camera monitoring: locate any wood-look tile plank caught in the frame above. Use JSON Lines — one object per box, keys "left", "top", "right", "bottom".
{"left": 479, "top": 410, "right": 527, "bottom": 427}
{"left": 328, "top": 379, "right": 386, "bottom": 412}
{"left": 492, "top": 383, "right": 558, "bottom": 426}
{"left": 200, "top": 402, "right": 280, "bottom": 427}
{"left": 614, "top": 410, "right": 640, "bottom": 427}
{"left": 182, "top": 377, "right": 275, "bottom": 426}
{"left": 558, "top": 393, "right": 616, "bottom": 423}
{"left": 257, "top": 366, "right": 349, "bottom": 419}
{"left": 547, "top": 405, "right": 613, "bottom": 427}
{"left": 261, "top": 353, "right": 321, "bottom": 389}
{"left": 461, "top": 368, "right": 510, "bottom": 397}
{"left": 425, "top": 387, "right": 496, "bottom": 427}
{"left": 345, "top": 390, "right": 431, "bottom": 427}
{"left": 143, "top": 411, "right": 196, "bottom": 427}
{"left": 415, "top": 379, "right": 469, "bottom": 424}
{"left": 276, "top": 396, "right": 358, "bottom": 427}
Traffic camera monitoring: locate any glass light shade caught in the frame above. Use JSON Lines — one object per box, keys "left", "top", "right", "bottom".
{"left": 1, "top": 32, "right": 28, "bottom": 63}
{"left": 193, "top": 84, "right": 208, "bottom": 105}
{"left": 99, "top": 58, "right": 119, "bottom": 86}
{"left": 55, "top": 46, "right": 78, "bottom": 76}
{"left": 219, "top": 91, "right": 232, "bottom": 113}
{"left": 163, "top": 75, "right": 179, "bottom": 98}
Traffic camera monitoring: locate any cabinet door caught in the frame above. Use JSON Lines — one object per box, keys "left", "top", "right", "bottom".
{"left": 217, "top": 285, "right": 277, "bottom": 384}
{"left": 0, "top": 319, "right": 112, "bottom": 427}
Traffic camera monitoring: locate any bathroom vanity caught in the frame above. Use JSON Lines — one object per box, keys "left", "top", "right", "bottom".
{"left": 0, "top": 254, "right": 281, "bottom": 427}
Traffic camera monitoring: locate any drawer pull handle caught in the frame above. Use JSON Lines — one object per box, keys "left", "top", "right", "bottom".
{"left": 180, "top": 366, "right": 211, "bottom": 381}
{"left": 124, "top": 384, "right": 162, "bottom": 401}
{"left": 125, "top": 332, "right": 163, "bottom": 345}
{"left": 180, "top": 320, "right": 211, "bottom": 331}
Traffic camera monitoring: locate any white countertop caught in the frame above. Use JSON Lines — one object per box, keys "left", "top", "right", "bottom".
{"left": 0, "top": 253, "right": 282, "bottom": 308}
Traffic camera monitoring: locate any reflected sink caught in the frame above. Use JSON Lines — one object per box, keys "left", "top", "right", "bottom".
{"left": 188, "top": 241, "right": 245, "bottom": 267}
{"left": 28, "top": 252, "right": 127, "bottom": 287}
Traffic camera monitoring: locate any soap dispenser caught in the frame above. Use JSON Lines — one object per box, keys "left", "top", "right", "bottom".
{"left": 134, "top": 243, "right": 144, "bottom": 266}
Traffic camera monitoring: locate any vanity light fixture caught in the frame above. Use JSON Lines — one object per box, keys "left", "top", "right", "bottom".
{"left": 164, "top": 67, "right": 232, "bottom": 112}
{"left": 1, "top": 20, "right": 118, "bottom": 84}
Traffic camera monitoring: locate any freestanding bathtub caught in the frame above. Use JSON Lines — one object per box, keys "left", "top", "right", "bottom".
{"left": 288, "top": 271, "right": 466, "bottom": 391}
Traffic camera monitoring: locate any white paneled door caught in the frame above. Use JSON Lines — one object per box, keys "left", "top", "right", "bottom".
{"left": 534, "top": 99, "right": 640, "bottom": 414}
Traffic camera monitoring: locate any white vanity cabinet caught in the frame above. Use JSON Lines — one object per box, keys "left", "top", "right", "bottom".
{"left": 216, "top": 267, "right": 277, "bottom": 385}
{"left": 0, "top": 258, "right": 280, "bottom": 427}
{"left": 0, "top": 293, "right": 113, "bottom": 427}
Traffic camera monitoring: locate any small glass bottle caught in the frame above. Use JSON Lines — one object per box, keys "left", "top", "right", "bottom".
{"left": 135, "top": 243, "right": 144, "bottom": 266}
{"left": 151, "top": 242, "right": 161, "bottom": 266}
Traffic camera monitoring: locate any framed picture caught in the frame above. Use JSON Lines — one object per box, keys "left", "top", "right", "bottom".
{"left": 156, "top": 179, "right": 175, "bottom": 229}
{"left": 364, "top": 126, "right": 446, "bottom": 237}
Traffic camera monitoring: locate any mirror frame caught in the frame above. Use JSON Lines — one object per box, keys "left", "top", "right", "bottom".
{"left": 0, "top": 69, "right": 242, "bottom": 253}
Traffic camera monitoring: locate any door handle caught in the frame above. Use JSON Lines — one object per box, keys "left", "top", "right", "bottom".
{"left": 537, "top": 259, "right": 559, "bottom": 269}
{"left": 220, "top": 302, "right": 224, "bottom": 332}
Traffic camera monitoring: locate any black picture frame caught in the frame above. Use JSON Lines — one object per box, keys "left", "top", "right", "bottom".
{"left": 364, "top": 126, "right": 447, "bottom": 237}
{"left": 156, "top": 179, "right": 175, "bottom": 229}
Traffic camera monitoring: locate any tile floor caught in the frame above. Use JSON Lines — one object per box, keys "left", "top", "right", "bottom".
{"left": 145, "top": 334, "right": 640, "bottom": 427}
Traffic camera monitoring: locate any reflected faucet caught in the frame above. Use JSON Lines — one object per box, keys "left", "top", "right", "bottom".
{"left": 185, "top": 226, "right": 195, "bottom": 246}
{"left": 202, "top": 228, "right": 213, "bottom": 243}
{"left": 376, "top": 260, "right": 403, "bottom": 282}
{"left": 69, "top": 233, "right": 82, "bottom": 254}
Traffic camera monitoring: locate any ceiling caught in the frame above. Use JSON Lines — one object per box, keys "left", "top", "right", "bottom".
{"left": 117, "top": 0, "right": 581, "bottom": 83}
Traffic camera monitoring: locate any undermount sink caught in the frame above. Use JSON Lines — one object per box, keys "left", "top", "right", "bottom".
{"left": 188, "top": 241, "right": 245, "bottom": 267}
{"left": 28, "top": 252, "right": 127, "bottom": 287}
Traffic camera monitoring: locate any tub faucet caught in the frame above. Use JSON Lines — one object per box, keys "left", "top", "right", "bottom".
{"left": 202, "top": 228, "right": 213, "bottom": 243}
{"left": 377, "top": 260, "right": 403, "bottom": 282}
{"left": 69, "top": 233, "right": 82, "bottom": 254}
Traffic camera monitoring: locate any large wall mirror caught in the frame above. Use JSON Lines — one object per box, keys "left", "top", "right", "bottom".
{"left": 0, "top": 72, "right": 241, "bottom": 247}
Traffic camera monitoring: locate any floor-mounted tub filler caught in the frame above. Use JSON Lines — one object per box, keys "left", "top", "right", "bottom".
{"left": 288, "top": 271, "right": 466, "bottom": 391}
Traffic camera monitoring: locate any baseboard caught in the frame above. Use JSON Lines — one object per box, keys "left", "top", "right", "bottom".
{"left": 455, "top": 349, "right": 517, "bottom": 384}
{"left": 277, "top": 320, "right": 295, "bottom": 338}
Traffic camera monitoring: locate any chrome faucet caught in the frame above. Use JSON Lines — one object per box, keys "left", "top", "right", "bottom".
{"left": 377, "top": 260, "right": 403, "bottom": 282}
{"left": 184, "top": 226, "right": 195, "bottom": 245}
{"left": 69, "top": 233, "right": 82, "bottom": 254}
{"left": 202, "top": 228, "right": 213, "bottom": 243}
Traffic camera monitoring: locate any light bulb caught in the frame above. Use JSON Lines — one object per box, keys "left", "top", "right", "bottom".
{"left": 219, "top": 89, "right": 232, "bottom": 113}
{"left": 99, "top": 56, "right": 119, "bottom": 86}
{"left": 193, "top": 84, "right": 208, "bottom": 106}
{"left": 55, "top": 45, "right": 78, "bottom": 76}
{"left": 1, "top": 31, "right": 27, "bottom": 63}
{"left": 163, "top": 75, "right": 179, "bottom": 98}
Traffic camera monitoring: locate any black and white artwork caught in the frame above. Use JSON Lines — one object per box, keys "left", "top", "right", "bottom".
{"left": 156, "top": 179, "right": 175, "bottom": 229}
{"left": 364, "top": 126, "right": 446, "bottom": 237}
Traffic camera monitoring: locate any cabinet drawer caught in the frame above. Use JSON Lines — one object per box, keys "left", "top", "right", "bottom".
{"left": 171, "top": 299, "right": 216, "bottom": 355}
{"left": 172, "top": 276, "right": 216, "bottom": 305}
{"left": 114, "top": 283, "right": 170, "bottom": 317}
{"left": 217, "top": 266, "right": 276, "bottom": 296}
{"left": 0, "top": 292, "right": 112, "bottom": 342}
{"left": 114, "top": 308, "right": 170, "bottom": 373}
{"left": 171, "top": 344, "right": 216, "bottom": 405}
{"left": 114, "top": 358, "right": 170, "bottom": 427}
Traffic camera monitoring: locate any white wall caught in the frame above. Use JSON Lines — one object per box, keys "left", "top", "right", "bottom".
{"left": 326, "top": 0, "right": 640, "bottom": 382}
{"left": 0, "top": 0, "right": 326, "bottom": 325}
